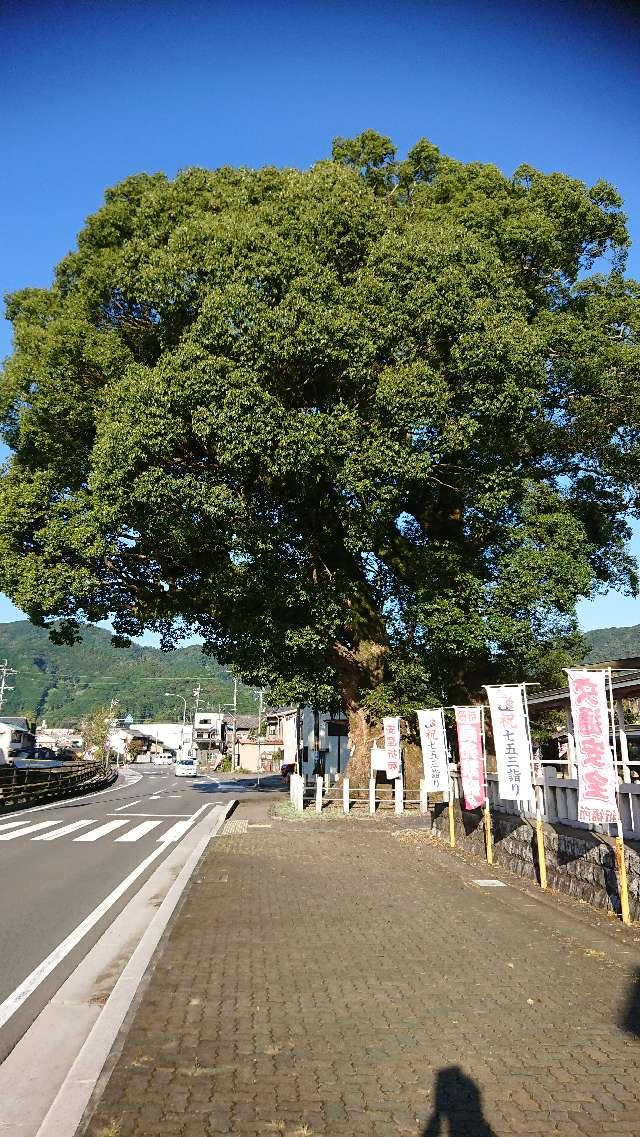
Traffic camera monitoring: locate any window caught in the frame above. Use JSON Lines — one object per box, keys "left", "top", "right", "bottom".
{"left": 327, "top": 720, "right": 348, "bottom": 737}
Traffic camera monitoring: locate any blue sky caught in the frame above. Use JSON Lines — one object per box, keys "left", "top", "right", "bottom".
{"left": 2, "top": 0, "right": 640, "bottom": 637}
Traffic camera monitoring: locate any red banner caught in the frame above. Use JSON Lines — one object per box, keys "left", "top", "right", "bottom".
{"left": 454, "top": 707, "right": 486, "bottom": 810}
{"left": 567, "top": 669, "right": 618, "bottom": 826}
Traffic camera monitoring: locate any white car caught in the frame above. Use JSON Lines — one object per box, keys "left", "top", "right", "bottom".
{"left": 174, "top": 756, "right": 199, "bottom": 777}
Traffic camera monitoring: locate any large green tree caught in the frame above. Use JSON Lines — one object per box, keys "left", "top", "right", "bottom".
{"left": 2, "top": 131, "right": 639, "bottom": 774}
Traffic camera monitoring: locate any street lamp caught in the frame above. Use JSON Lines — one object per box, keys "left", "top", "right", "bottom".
{"left": 165, "top": 692, "right": 187, "bottom": 756}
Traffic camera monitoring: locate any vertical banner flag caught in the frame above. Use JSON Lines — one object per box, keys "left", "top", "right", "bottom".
{"left": 454, "top": 707, "right": 486, "bottom": 810}
{"left": 567, "top": 669, "right": 618, "bottom": 825}
{"left": 417, "top": 709, "right": 450, "bottom": 793}
{"left": 485, "top": 685, "right": 534, "bottom": 802}
{"left": 382, "top": 716, "right": 402, "bottom": 779}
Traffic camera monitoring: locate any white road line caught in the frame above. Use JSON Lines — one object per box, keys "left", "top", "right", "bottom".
{"left": 113, "top": 799, "right": 142, "bottom": 812}
{"left": 0, "top": 820, "right": 61, "bottom": 841}
{"left": 107, "top": 812, "right": 188, "bottom": 818}
{"left": 74, "top": 820, "right": 128, "bottom": 843}
{"left": 33, "top": 820, "right": 97, "bottom": 841}
{"left": 115, "top": 820, "right": 163, "bottom": 843}
{"left": 0, "top": 803, "right": 220, "bottom": 1033}
{"left": 2, "top": 773, "right": 144, "bottom": 820}
{"left": 0, "top": 819, "right": 30, "bottom": 834}
{"left": 158, "top": 804, "right": 211, "bottom": 844}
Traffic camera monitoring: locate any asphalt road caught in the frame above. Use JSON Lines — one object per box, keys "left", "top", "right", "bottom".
{"left": 0, "top": 762, "right": 255, "bottom": 1062}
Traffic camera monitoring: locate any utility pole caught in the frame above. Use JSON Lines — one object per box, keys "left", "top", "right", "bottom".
{"left": 255, "top": 688, "right": 264, "bottom": 783}
{"left": 0, "top": 660, "right": 16, "bottom": 715}
{"left": 232, "top": 678, "right": 238, "bottom": 771}
{"left": 109, "top": 697, "right": 119, "bottom": 768}
{"left": 192, "top": 684, "right": 201, "bottom": 761}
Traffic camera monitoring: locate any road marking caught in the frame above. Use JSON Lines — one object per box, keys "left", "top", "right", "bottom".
{"left": 0, "top": 803, "right": 222, "bottom": 1032}
{"left": 158, "top": 804, "right": 210, "bottom": 844}
{"left": 0, "top": 819, "right": 31, "bottom": 834}
{"left": 1, "top": 773, "right": 143, "bottom": 819}
{"left": 115, "top": 820, "right": 163, "bottom": 842}
{"left": 33, "top": 819, "right": 97, "bottom": 841}
{"left": 74, "top": 820, "right": 128, "bottom": 843}
{"left": 113, "top": 799, "right": 142, "bottom": 812}
{"left": 0, "top": 819, "right": 61, "bottom": 841}
{"left": 472, "top": 879, "right": 507, "bottom": 888}
{"left": 107, "top": 812, "right": 189, "bottom": 819}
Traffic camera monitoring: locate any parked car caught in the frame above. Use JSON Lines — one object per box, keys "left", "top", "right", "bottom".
{"left": 174, "top": 756, "right": 199, "bottom": 778}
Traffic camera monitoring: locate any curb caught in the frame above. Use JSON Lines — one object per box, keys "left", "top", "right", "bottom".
{"left": 34, "top": 798, "right": 236, "bottom": 1137}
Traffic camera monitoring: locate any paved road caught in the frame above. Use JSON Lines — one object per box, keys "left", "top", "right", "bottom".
{"left": 0, "top": 763, "right": 241, "bottom": 1061}
{"left": 85, "top": 812, "right": 640, "bottom": 1137}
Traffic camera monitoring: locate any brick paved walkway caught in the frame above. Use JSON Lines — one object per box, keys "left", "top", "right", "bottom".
{"left": 85, "top": 811, "right": 640, "bottom": 1137}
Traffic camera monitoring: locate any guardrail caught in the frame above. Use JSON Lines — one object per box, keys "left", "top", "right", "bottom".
{"left": 483, "top": 769, "right": 640, "bottom": 840}
{"left": 0, "top": 760, "right": 117, "bottom": 813}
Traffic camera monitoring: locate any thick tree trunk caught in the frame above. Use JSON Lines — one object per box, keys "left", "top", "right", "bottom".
{"left": 330, "top": 636, "right": 387, "bottom": 789}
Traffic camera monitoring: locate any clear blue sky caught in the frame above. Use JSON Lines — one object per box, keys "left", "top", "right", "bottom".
{"left": 2, "top": 0, "right": 640, "bottom": 636}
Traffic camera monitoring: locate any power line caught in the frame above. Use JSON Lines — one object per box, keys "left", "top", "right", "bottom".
{"left": 19, "top": 675, "right": 237, "bottom": 682}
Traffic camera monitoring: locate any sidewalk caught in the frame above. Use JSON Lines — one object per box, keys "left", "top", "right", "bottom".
{"left": 84, "top": 808, "right": 640, "bottom": 1137}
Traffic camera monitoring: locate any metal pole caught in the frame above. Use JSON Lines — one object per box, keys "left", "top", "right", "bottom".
{"left": 522, "top": 684, "right": 547, "bottom": 891}
{"left": 607, "top": 668, "right": 631, "bottom": 924}
{"left": 232, "top": 678, "right": 237, "bottom": 770}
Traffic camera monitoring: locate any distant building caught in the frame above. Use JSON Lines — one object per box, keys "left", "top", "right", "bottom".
{"left": 0, "top": 717, "right": 35, "bottom": 763}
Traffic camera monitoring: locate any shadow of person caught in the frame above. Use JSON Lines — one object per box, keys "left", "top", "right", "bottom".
{"left": 621, "top": 967, "right": 640, "bottom": 1037}
{"left": 423, "top": 1066, "right": 497, "bottom": 1136}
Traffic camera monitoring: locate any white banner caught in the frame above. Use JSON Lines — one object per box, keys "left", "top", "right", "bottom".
{"left": 382, "top": 716, "right": 402, "bottom": 779}
{"left": 567, "top": 669, "right": 618, "bottom": 826}
{"left": 417, "top": 708, "right": 449, "bottom": 793}
{"left": 485, "top": 685, "right": 534, "bottom": 802}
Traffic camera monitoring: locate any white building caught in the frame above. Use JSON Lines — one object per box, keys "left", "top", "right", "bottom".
{"left": 263, "top": 706, "right": 348, "bottom": 783}
{"left": 0, "top": 717, "right": 35, "bottom": 763}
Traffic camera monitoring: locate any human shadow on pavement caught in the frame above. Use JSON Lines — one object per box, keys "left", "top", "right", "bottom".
{"left": 422, "top": 1066, "right": 497, "bottom": 1136}
{"left": 622, "top": 967, "right": 640, "bottom": 1037}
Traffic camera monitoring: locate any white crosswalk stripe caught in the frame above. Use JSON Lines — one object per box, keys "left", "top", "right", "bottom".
{"left": 115, "top": 820, "right": 162, "bottom": 842}
{"left": 0, "top": 819, "right": 61, "bottom": 841}
{"left": 33, "top": 819, "right": 97, "bottom": 841}
{"left": 0, "top": 819, "right": 31, "bottom": 834}
{"left": 0, "top": 808, "right": 214, "bottom": 846}
{"left": 74, "top": 820, "right": 128, "bottom": 842}
{"left": 159, "top": 817, "right": 199, "bottom": 844}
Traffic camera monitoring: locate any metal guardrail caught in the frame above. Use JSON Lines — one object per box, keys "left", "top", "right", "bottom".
{"left": 0, "top": 760, "right": 116, "bottom": 813}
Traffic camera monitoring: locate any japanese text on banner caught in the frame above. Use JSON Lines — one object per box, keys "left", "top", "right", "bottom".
{"left": 454, "top": 707, "right": 485, "bottom": 810}
{"left": 382, "top": 716, "right": 402, "bottom": 780}
{"left": 567, "top": 669, "right": 618, "bottom": 826}
{"left": 485, "top": 685, "right": 534, "bottom": 802}
{"left": 417, "top": 709, "right": 449, "bottom": 793}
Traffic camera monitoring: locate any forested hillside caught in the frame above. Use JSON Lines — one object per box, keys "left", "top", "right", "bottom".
{"left": 0, "top": 618, "right": 636, "bottom": 725}
{"left": 0, "top": 622, "right": 255, "bottom": 725}
{"left": 584, "top": 624, "right": 640, "bottom": 664}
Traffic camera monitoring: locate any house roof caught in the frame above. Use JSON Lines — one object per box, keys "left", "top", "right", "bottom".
{"left": 0, "top": 716, "right": 31, "bottom": 731}
{"left": 221, "top": 714, "right": 259, "bottom": 730}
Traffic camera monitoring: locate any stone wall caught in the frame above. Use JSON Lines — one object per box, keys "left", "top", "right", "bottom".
{"left": 430, "top": 802, "right": 640, "bottom": 921}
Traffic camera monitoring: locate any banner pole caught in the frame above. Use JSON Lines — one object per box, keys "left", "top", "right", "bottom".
{"left": 479, "top": 707, "right": 493, "bottom": 864}
{"left": 522, "top": 684, "right": 547, "bottom": 891}
{"left": 607, "top": 667, "right": 631, "bottom": 924}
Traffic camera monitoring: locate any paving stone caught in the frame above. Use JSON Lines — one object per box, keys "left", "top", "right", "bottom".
{"left": 84, "top": 814, "right": 640, "bottom": 1137}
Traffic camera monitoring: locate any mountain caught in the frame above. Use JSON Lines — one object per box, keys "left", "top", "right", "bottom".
{"left": 0, "top": 622, "right": 256, "bottom": 725}
{"left": 584, "top": 624, "right": 640, "bottom": 666}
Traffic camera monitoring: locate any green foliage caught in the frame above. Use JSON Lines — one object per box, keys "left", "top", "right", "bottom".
{"left": 81, "top": 704, "right": 111, "bottom": 755}
{"left": 0, "top": 621, "right": 254, "bottom": 725}
{"left": 1, "top": 132, "right": 639, "bottom": 723}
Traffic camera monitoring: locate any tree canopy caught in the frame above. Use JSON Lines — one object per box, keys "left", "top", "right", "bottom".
{"left": 2, "top": 131, "right": 639, "bottom": 759}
